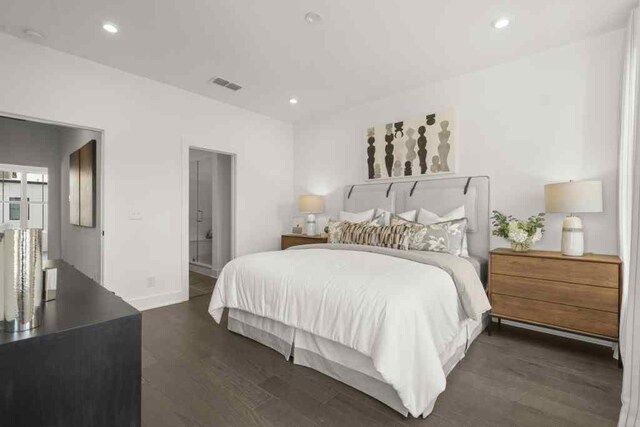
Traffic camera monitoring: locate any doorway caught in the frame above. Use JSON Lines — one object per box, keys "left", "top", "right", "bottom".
{"left": 0, "top": 114, "right": 104, "bottom": 285}
{"left": 188, "top": 148, "right": 233, "bottom": 299}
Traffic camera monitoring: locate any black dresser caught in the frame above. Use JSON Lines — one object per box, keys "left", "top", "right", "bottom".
{"left": 0, "top": 260, "right": 141, "bottom": 427}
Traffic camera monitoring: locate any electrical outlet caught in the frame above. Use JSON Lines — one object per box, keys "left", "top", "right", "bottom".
{"left": 129, "top": 210, "right": 143, "bottom": 220}
{"left": 146, "top": 276, "right": 156, "bottom": 288}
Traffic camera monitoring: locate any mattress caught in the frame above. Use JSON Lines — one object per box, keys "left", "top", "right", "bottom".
{"left": 227, "top": 308, "right": 486, "bottom": 417}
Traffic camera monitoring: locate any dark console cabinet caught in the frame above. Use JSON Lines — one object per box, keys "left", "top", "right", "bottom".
{"left": 0, "top": 261, "right": 141, "bottom": 427}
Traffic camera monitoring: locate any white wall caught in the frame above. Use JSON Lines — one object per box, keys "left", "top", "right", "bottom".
{"left": 0, "top": 33, "right": 294, "bottom": 310}
{"left": 59, "top": 127, "right": 102, "bottom": 283}
{"left": 293, "top": 29, "right": 624, "bottom": 255}
{"left": 0, "top": 117, "right": 62, "bottom": 258}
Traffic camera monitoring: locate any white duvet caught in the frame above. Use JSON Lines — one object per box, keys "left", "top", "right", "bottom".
{"left": 209, "top": 247, "right": 490, "bottom": 417}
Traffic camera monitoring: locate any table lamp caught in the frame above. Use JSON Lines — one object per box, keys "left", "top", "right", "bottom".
{"left": 299, "top": 195, "right": 324, "bottom": 236}
{"left": 544, "top": 180, "right": 603, "bottom": 256}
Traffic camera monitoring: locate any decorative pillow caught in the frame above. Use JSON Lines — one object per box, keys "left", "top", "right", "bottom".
{"left": 327, "top": 219, "right": 349, "bottom": 243}
{"left": 417, "top": 206, "right": 465, "bottom": 224}
{"left": 402, "top": 218, "right": 468, "bottom": 255}
{"left": 339, "top": 209, "right": 375, "bottom": 223}
{"left": 374, "top": 208, "right": 417, "bottom": 226}
{"left": 327, "top": 218, "right": 375, "bottom": 243}
{"left": 338, "top": 221, "right": 412, "bottom": 250}
{"left": 389, "top": 213, "right": 414, "bottom": 225}
{"left": 417, "top": 206, "right": 469, "bottom": 257}
{"left": 374, "top": 223, "right": 413, "bottom": 249}
{"left": 369, "top": 214, "right": 385, "bottom": 226}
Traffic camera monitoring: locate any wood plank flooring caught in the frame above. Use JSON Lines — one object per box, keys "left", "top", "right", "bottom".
{"left": 189, "top": 271, "right": 215, "bottom": 299}
{"left": 142, "top": 295, "right": 622, "bottom": 426}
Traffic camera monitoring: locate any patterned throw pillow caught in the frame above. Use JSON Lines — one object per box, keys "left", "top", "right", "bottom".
{"left": 339, "top": 222, "right": 412, "bottom": 250}
{"left": 389, "top": 213, "right": 413, "bottom": 225}
{"left": 394, "top": 217, "right": 468, "bottom": 255}
{"left": 327, "top": 219, "right": 349, "bottom": 243}
{"left": 327, "top": 217, "right": 383, "bottom": 243}
{"left": 375, "top": 223, "right": 413, "bottom": 249}
{"left": 368, "top": 214, "right": 385, "bottom": 226}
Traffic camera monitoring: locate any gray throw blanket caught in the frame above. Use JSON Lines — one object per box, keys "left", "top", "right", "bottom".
{"left": 288, "top": 243, "right": 491, "bottom": 320}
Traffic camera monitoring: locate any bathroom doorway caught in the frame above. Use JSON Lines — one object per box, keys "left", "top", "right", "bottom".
{"left": 188, "top": 148, "right": 233, "bottom": 299}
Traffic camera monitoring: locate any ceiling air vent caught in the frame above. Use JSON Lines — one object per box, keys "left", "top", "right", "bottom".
{"left": 210, "top": 77, "right": 242, "bottom": 91}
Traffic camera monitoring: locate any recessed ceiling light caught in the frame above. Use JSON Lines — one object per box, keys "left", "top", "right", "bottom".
{"left": 492, "top": 17, "right": 510, "bottom": 29}
{"left": 289, "top": 98, "right": 298, "bottom": 105}
{"left": 304, "top": 12, "right": 322, "bottom": 25}
{"left": 102, "top": 23, "right": 119, "bottom": 34}
{"left": 23, "top": 29, "right": 45, "bottom": 40}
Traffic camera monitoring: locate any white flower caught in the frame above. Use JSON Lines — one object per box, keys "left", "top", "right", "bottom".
{"left": 508, "top": 227, "right": 528, "bottom": 244}
{"left": 531, "top": 228, "right": 543, "bottom": 243}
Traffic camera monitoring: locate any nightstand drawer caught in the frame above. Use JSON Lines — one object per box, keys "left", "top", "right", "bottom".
{"left": 491, "top": 254, "right": 618, "bottom": 288}
{"left": 492, "top": 294, "right": 618, "bottom": 338}
{"left": 491, "top": 274, "right": 618, "bottom": 313}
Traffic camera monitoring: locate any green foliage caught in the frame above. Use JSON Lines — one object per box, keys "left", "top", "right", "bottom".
{"left": 491, "top": 210, "right": 545, "bottom": 239}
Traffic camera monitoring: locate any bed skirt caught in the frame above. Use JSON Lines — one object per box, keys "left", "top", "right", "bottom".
{"left": 227, "top": 308, "right": 486, "bottom": 418}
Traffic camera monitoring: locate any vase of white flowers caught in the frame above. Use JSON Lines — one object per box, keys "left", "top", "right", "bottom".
{"left": 491, "top": 211, "right": 545, "bottom": 252}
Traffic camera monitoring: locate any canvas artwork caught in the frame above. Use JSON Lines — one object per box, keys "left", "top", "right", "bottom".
{"left": 366, "top": 111, "right": 456, "bottom": 180}
{"left": 69, "top": 139, "right": 96, "bottom": 228}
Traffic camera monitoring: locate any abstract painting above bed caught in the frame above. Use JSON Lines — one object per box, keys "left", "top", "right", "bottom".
{"left": 366, "top": 111, "right": 456, "bottom": 180}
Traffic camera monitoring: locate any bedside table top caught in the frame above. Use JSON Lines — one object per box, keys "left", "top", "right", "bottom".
{"left": 490, "top": 248, "right": 621, "bottom": 264}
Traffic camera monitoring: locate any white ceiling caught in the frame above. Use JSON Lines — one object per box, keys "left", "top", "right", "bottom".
{"left": 0, "top": 0, "right": 635, "bottom": 122}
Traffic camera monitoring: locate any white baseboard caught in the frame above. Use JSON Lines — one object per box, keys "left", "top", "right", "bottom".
{"left": 189, "top": 263, "right": 220, "bottom": 278}
{"left": 493, "top": 318, "right": 616, "bottom": 349}
{"left": 126, "top": 290, "right": 186, "bottom": 311}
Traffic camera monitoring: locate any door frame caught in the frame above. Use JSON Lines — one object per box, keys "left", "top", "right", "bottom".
{"left": 181, "top": 139, "right": 237, "bottom": 301}
{"left": 0, "top": 111, "right": 105, "bottom": 286}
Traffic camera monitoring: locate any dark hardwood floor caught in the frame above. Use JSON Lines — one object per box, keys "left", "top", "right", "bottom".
{"left": 142, "top": 295, "right": 622, "bottom": 426}
{"left": 189, "top": 271, "right": 216, "bottom": 299}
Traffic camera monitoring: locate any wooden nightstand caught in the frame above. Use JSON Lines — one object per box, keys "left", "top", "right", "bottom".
{"left": 488, "top": 248, "right": 621, "bottom": 344}
{"left": 281, "top": 234, "right": 328, "bottom": 250}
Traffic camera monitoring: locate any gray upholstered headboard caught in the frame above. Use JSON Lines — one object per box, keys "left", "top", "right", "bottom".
{"left": 343, "top": 176, "right": 490, "bottom": 263}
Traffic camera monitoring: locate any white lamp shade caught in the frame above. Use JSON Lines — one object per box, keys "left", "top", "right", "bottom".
{"left": 544, "top": 180, "right": 603, "bottom": 213}
{"left": 299, "top": 195, "right": 324, "bottom": 214}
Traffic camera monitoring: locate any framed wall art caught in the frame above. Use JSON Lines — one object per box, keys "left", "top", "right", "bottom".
{"left": 366, "top": 111, "right": 455, "bottom": 180}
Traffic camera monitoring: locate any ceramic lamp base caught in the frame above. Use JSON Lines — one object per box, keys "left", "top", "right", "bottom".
{"left": 561, "top": 215, "right": 584, "bottom": 256}
{"left": 305, "top": 213, "right": 316, "bottom": 236}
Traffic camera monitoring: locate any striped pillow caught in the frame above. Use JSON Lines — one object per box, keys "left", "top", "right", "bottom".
{"left": 339, "top": 222, "right": 411, "bottom": 250}
{"left": 327, "top": 219, "right": 373, "bottom": 243}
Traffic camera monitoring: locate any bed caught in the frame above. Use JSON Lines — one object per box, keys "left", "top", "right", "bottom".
{"left": 209, "top": 176, "right": 491, "bottom": 418}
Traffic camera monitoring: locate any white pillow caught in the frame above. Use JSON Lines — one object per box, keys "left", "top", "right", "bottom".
{"left": 418, "top": 206, "right": 469, "bottom": 257}
{"left": 339, "top": 209, "right": 375, "bottom": 223}
{"left": 375, "top": 208, "right": 417, "bottom": 226}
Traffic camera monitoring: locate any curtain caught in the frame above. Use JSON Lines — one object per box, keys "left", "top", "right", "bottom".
{"left": 619, "top": 5, "right": 640, "bottom": 427}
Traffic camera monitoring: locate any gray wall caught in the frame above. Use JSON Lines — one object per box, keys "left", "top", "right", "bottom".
{"left": 0, "top": 117, "right": 62, "bottom": 259}
{"left": 59, "top": 127, "right": 102, "bottom": 283}
{"left": 215, "top": 153, "right": 232, "bottom": 271}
